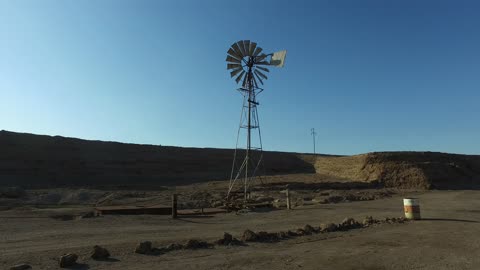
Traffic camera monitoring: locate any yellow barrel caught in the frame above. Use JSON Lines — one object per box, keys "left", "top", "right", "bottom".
{"left": 403, "top": 198, "right": 421, "bottom": 220}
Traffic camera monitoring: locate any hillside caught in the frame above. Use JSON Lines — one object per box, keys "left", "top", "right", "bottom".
{"left": 0, "top": 130, "right": 316, "bottom": 188}
{"left": 315, "top": 152, "right": 480, "bottom": 189}
{"left": 1, "top": 130, "right": 480, "bottom": 189}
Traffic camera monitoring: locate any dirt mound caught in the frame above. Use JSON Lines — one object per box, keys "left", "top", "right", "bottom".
{"left": 315, "top": 152, "right": 480, "bottom": 189}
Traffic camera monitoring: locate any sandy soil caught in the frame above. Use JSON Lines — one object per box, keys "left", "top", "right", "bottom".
{"left": 1, "top": 188, "right": 479, "bottom": 270}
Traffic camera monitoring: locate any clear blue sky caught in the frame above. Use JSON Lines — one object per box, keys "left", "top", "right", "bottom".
{"left": 1, "top": 0, "right": 479, "bottom": 155}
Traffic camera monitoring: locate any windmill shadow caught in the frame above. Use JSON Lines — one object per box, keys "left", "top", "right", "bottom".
{"left": 419, "top": 218, "right": 479, "bottom": 223}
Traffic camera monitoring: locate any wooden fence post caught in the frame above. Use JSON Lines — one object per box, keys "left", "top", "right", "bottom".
{"left": 171, "top": 194, "right": 178, "bottom": 218}
{"left": 286, "top": 189, "right": 291, "bottom": 210}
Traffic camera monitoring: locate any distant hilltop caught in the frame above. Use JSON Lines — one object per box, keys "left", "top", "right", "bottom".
{"left": 1, "top": 130, "right": 479, "bottom": 189}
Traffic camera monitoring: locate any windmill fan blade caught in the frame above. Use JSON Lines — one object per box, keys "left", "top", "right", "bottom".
{"left": 230, "top": 67, "right": 243, "bottom": 77}
{"left": 227, "top": 48, "right": 242, "bottom": 60}
{"left": 226, "top": 55, "right": 241, "bottom": 63}
{"left": 249, "top": 42, "right": 257, "bottom": 56}
{"left": 254, "top": 72, "right": 264, "bottom": 85}
{"left": 243, "top": 40, "right": 251, "bottom": 56}
{"left": 237, "top": 41, "right": 246, "bottom": 57}
{"left": 235, "top": 70, "right": 245, "bottom": 84}
{"left": 253, "top": 46, "right": 263, "bottom": 56}
{"left": 256, "top": 66, "right": 270, "bottom": 73}
{"left": 232, "top": 42, "right": 244, "bottom": 58}
{"left": 227, "top": 63, "right": 242, "bottom": 70}
{"left": 242, "top": 72, "right": 248, "bottom": 88}
{"left": 254, "top": 69, "right": 268, "bottom": 80}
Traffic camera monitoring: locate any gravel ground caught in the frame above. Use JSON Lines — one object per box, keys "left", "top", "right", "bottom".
{"left": 1, "top": 189, "right": 479, "bottom": 269}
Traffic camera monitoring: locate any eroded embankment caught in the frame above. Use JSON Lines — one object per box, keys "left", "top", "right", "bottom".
{"left": 0, "top": 130, "right": 316, "bottom": 188}
{"left": 315, "top": 152, "right": 480, "bottom": 189}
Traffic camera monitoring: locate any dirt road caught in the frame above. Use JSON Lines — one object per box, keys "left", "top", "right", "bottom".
{"left": 1, "top": 190, "right": 479, "bottom": 269}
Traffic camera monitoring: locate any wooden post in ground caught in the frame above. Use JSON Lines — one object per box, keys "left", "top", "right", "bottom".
{"left": 171, "top": 194, "right": 178, "bottom": 219}
{"left": 286, "top": 188, "right": 291, "bottom": 210}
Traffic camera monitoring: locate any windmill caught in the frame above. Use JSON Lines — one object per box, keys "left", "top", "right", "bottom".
{"left": 225, "top": 40, "right": 287, "bottom": 203}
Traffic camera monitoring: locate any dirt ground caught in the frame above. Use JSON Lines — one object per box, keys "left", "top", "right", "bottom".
{"left": 1, "top": 184, "right": 479, "bottom": 270}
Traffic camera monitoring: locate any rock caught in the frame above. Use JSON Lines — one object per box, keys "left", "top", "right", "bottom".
{"left": 215, "top": 232, "right": 234, "bottom": 245}
{"left": 222, "top": 232, "right": 233, "bottom": 243}
{"left": 134, "top": 241, "right": 152, "bottom": 254}
{"left": 242, "top": 229, "right": 258, "bottom": 242}
{"left": 295, "top": 228, "right": 306, "bottom": 236}
{"left": 277, "top": 231, "right": 289, "bottom": 239}
{"left": 91, "top": 245, "right": 110, "bottom": 260}
{"left": 256, "top": 231, "right": 279, "bottom": 242}
{"left": 59, "top": 253, "right": 78, "bottom": 268}
{"left": 287, "top": 230, "right": 300, "bottom": 237}
{"left": 165, "top": 243, "right": 184, "bottom": 251}
{"left": 10, "top": 264, "right": 32, "bottom": 270}
{"left": 184, "top": 239, "right": 209, "bottom": 249}
{"left": 363, "top": 216, "right": 376, "bottom": 226}
{"left": 396, "top": 217, "right": 407, "bottom": 223}
{"left": 320, "top": 223, "right": 337, "bottom": 232}
{"left": 303, "top": 224, "right": 316, "bottom": 234}
{"left": 339, "top": 217, "right": 361, "bottom": 230}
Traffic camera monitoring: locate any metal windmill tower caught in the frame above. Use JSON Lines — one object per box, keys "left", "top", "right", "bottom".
{"left": 225, "top": 40, "right": 287, "bottom": 203}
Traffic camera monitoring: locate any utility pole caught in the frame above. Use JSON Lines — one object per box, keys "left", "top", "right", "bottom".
{"left": 311, "top": 128, "right": 316, "bottom": 155}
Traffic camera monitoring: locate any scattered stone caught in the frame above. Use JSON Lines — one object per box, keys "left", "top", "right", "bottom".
{"left": 295, "top": 228, "right": 306, "bottom": 236}
{"left": 215, "top": 232, "right": 234, "bottom": 245}
{"left": 256, "top": 231, "right": 279, "bottom": 242}
{"left": 277, "top": 231, "right": 289, "bottom": 239}
{"left": 184, "top": 239, "right": 209, "bottom": 249}
{"left": 135, "top": 241, "right": 152, "bottom": 254}
{"left": 320, "top": 223, "right": 337, "bottom": 232}
{"left": 242, "top": 229, "right": 258, "bottom": 242}
{"left": 303, "top": 224, "right": 316, "bottom": 234}
{"left": 91, "top": 245, "right": 110, "bottom": 260}
{"left": 396, "top": 217, "right": 407, "bottom": 223}
{"left": 339, "top": 217, "right": 361, "bottom": 230}
{"left": 164, "top": 243, "right": 184, "bottom": 251}
{"left": 363, "top": 216, "right": 376, "bottom": 226}
{"left": 10, "top": 264, "right": 32, "bottom": 270}
{"left": 59, "top": 253, "right": 78, "bottom": 268}
{"left": 287, "top": 230, "right": 300, "bottom": 237}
